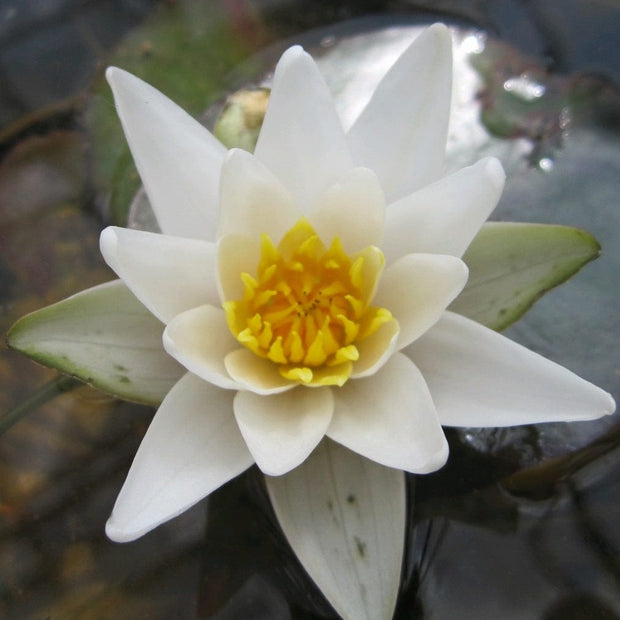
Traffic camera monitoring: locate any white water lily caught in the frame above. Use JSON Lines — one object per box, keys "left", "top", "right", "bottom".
{"left": 14, "top": 23, "right": 611, "bottom": 618}
{"left": 99, "top": 22, "right": 615, "bottom": 539}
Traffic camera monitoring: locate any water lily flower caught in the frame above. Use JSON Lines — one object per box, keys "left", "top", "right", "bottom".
{"left": 95, "top": 24, "right": 614, "bottom": 549}
{"left": 4, "top": 21, "right": 614, "bottom": 619}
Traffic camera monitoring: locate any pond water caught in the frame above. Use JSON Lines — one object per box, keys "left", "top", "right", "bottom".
{"left": 0, "top": 1, "right": 618, "bottom": 618}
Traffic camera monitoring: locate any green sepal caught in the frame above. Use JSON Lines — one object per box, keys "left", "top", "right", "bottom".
{"left": 451, "top": 222, "right": 601, "bottom": 331}
{"left": 7, "top": 280, "right": 183, "bottom": 405}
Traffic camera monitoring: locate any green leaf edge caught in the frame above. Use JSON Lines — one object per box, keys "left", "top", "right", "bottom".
{"left": 6, "top": 280, "right": 176, "bottom": 407}
{"left": 453, "top": 222, "right": 601, "bottom": 331}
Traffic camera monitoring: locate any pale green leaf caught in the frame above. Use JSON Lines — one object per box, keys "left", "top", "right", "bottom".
{"left": 451, "top": 222, "right": 601, "bottom": 331}
{"left": 266, "top": 439, "right": 405, "bottom": 620}
{"left": 7, "top": 280, "right": 183, "bottom": 405}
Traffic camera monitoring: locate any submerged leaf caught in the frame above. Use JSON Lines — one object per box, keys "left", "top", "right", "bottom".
{"left": 7, "top": 280, "right": 183, "bottom": 405}
{"left": 266, "top": 439, "right": 405, "bottom": 620}
{"left": 451, "top": 222, "right": 600, "bottom": 331}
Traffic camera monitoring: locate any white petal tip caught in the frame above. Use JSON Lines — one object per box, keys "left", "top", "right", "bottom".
{"left": 99, "top": 226, "right": 119, "bottom": 269}
{"left": 105, "top": 66, "right": 131, "bottom": 89}
{"left": 427, "top": 22, "right": 451, "bottom": 39}
{"left": 253, "top": 445, "right": 320, "bottom": 477}
{"left": 161, "top": 328, "right": 175, "bottom": 357}
{"left": 105, "top": 517, "right": 141, "bottom": 544}
{"left": 223, "top": 147, "right": 245, "bottom": 163}
{"left": 456, "top": 256, "right": 470, "bottom": 282}
{"left": 417, "top": 23, "right": 452, "bottom": 53}
{"left": 280, "top": 44, "right": 305, "bottom": 61}
{"left": 603, "top": 392, "right": 617, "bottom": 416}
{"left": 274, "top": 45, "right": 314, "bottom": 77}
{"left": 99, "top": 225, "right": 117, "bottom": 247}
{"left": 481, "top": 156, "right": 506, "bottom": 190}
{"left": 260, "top": 463, "right": 292, "bottom": 477}
{"left": 415, "top": 439, "right": 449, "bottom": 474}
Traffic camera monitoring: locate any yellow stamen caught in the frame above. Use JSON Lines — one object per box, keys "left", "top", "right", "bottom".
{"left": 224, "top": 217, "right": 393, "bottom": 387}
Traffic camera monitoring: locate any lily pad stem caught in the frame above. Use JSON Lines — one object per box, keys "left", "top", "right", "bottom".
{"left": 0, "top": 375, "right": 81, "bottom": 435}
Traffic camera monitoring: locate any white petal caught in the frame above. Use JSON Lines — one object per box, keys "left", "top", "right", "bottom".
{"left": 163, "top": 305, "right": 241, "bottom": 390}
{"left": 346, "top": 24, "right": 452, "bottom": 201}
{"left": 375, "top": 253, "right": 468, "bottom": 349}
{"left": 217, "top": 233, "right": 261, "bottom": 303}
{"left": 351, "top": 319, "right": 399, "bottom": 379}
{"left": 383, "top": 157, "right": 505, "bottom": 263}
{"left": 309, "top": 167, "right": 385, "bottom": 253}
{"left": 217, "top": 148, "right": 300, "bottom": 241}
{"left": 266, "top": 439, "right": 405, "bottom": 620}
{"left": 106, "top": 373, "right": 253, "bottom": 542}
{"left": 106, "top": 67, "right": 225, "bottom": 240}
{"left": 254, "top": 46, "right": 352, "bottom": 211}
{"left": 329, "top": 353, "right": 448, "bottom": 473}
{"left": 234, "top": 387, "right": 333, "bottom": 475}
{"left": 225, "top": 348, "right": 295, "bottom": 395}
{"left": 406, "top": 311, "right": 616, "bottom": 427}
{"left": 100, "top": 227, "right": 219, "bottom": 324}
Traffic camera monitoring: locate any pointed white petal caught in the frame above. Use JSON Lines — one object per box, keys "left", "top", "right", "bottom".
{"left": 217, "top": 233, "right": 261, "bottom": 303}
{"left": 234, "top": 387, "right": 333, "bottom": 475}
{"left": 375, "top": 253, "right": 468, "bottom": 349}
{"left": 7, "top": 280, "right": 182, "bottom": 405}
{"left": 254, "top": 46, "right": 352, "bottom": 211}
{"left": 225, "top": 348, "right": 295, "bottom": 395}
{"left": 309, "top": 167, "right": 385, "bottom": 253}
{"left": 346, "top": 24, "right": 452, "bottom": 201}
{"left": 383, "top": 157, "right": 505, "bottom": 263}
{"left": 266, "top": 439, "right": 405, "bottom": 620}
{"left": 106, "top": 67, "right": 226, "bottom": 240}
{"left": 406, "top": 311, "right": 616, "bottom": 427}
{"left": 163, "top": 305, "right": 241, "bottom": 390}
{"left": 106, "top": 373, "right": 253, "bottom": 542}
{"left": 217, "top": 148, "right": 300, "bottom": 241}
{"left": 329, "top": 353, "right": 448, "bottom": 473}
{"left": 100, "top": 226, "right": 218, "bottom": 324}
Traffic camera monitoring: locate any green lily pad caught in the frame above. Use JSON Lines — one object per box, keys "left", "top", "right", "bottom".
{"left": 7, "top": 280, "right": 183, "bottom": 405}
{"left": 451, "top": 222, "right": 601, "bottom": 331}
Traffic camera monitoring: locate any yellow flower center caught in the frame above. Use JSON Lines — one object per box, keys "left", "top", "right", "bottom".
{"left": 223, "top": 218, "right": 393, "bottom": 387}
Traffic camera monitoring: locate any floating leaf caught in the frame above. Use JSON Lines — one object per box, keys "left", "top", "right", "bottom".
{"left": 451, "top": 222, "right": 600, "bottom": 331}
{"left": 266, "top": 439, "right": 405, "bottom": 620}
{"left": 7, "top": 280, "right": 182, "bottom": 405}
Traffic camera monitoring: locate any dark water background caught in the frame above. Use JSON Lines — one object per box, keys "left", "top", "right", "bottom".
{"left": 0, "top": 1, "right": 618, "bottom": 618}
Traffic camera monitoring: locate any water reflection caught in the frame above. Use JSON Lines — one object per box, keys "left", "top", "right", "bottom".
{"left": 412, "top": 441, "right": 620, "bottom": 618}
